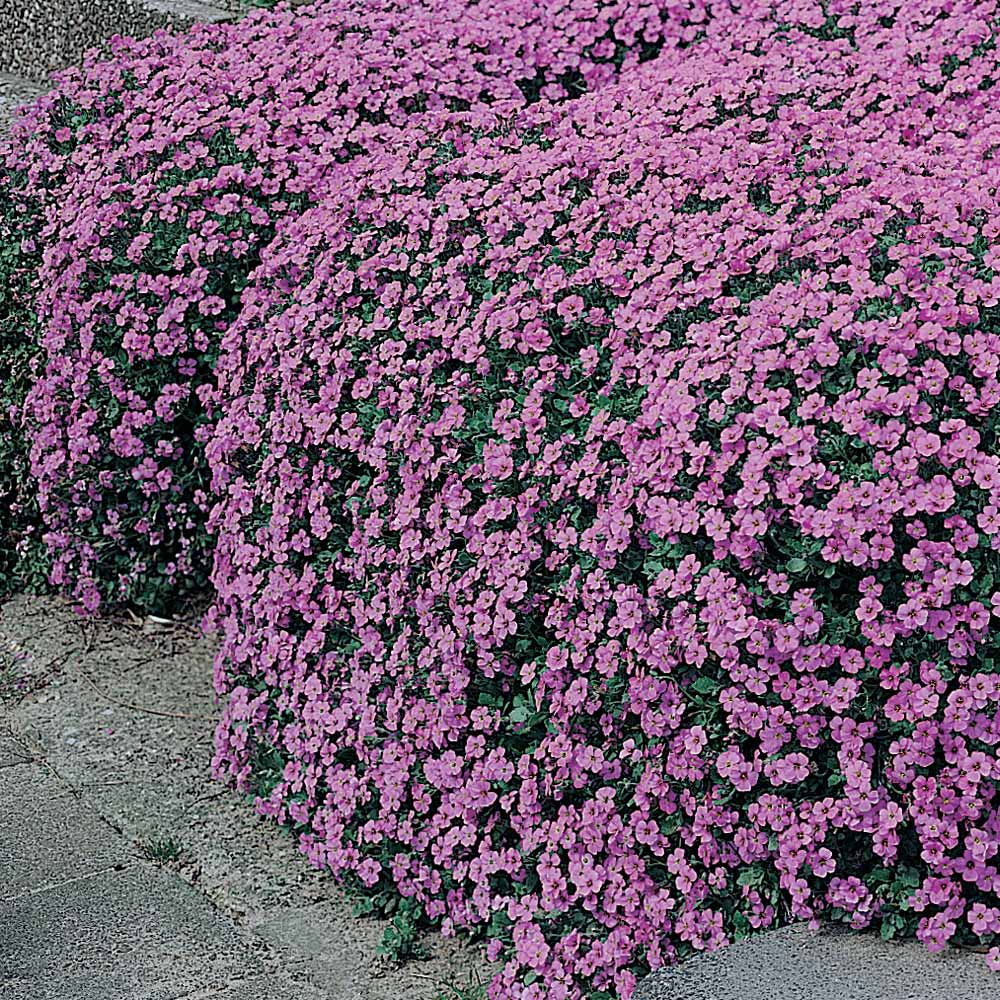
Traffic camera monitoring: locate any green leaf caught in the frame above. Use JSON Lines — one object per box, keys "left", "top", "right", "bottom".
{"left": 733, "top": 911, "right": 753, "bottom": 941}
{"left": 787, "top": 557, "right": 807, "bottom": 573}
{"left": 691, "top": 676, "right": 718, "bottom": 694}
{"left": 880, "top": 913, "right": 905, "bottom": 941}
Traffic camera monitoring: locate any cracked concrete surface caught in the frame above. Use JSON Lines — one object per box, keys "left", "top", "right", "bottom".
{"left": 1, "top": 720, "right": 324, "bottom": 1000}
{"left": 1, "top": 594, "right": 495, "bottom": 999}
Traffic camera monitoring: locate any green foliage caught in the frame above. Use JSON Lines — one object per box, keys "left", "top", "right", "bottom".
{"left": 376, "top": 896, "right": 430, "bottom": 963}
{"left": 0, "top": 167, "right": 48, "bottom": 601}
{"left": 142, "top": 835, "right": 183, "bottom": 863}
{"left": 435, "top": 980, "right": 488, "bottom": 1000}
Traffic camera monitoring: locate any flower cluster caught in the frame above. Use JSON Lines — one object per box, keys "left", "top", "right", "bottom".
{"left": 1, "top": 0, "right": 700, "bottom": 608}
{"left": 204, "top": 3, "right": 1000, "bottom": 997}
{"left": 6, "top": 0, "right": 1000, "bottom": 998}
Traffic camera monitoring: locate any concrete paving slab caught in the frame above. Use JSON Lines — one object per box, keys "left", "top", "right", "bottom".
{"left": 0, "top": 977, "right": 310, "bottom": 1000}
{"left": 1, "top": 760, "right": 137, "bottom": 899}
{"left": 0, "top": 612, "right": 323, "bottom": 1000}
{"left": 1, "top": 866, "right": 280, "bottom": 1000}
{"left": 634, "top": 922, "right": 1000, "bottom": 1000}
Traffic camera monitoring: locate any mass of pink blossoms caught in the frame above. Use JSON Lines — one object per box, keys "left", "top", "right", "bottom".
{"left": 6, "top": 0, "right": 1000, "bottom": 998}
{"left": 1, "top": 0, "right": 700, "bottom": 609}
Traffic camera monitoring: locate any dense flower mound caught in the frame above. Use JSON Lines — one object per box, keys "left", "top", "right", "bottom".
{"left": 6, "top": 0, "right": 1000, "bottom": 996}
{"left": 0, "top": 0, "right": 704, "bottom": 610}
{"left": 205, "top": 2, "right": 1000, "bottom": 997}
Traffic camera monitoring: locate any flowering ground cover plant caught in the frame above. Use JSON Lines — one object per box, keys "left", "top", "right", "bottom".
{"left": 0, "top": 0, "right": 702, "bottom": 611}
{"left": 7, "top": 0, "right": 1000, "bottom": 998}
{"left": 203, "top": 2, "right": 1000, "bottom": 996}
